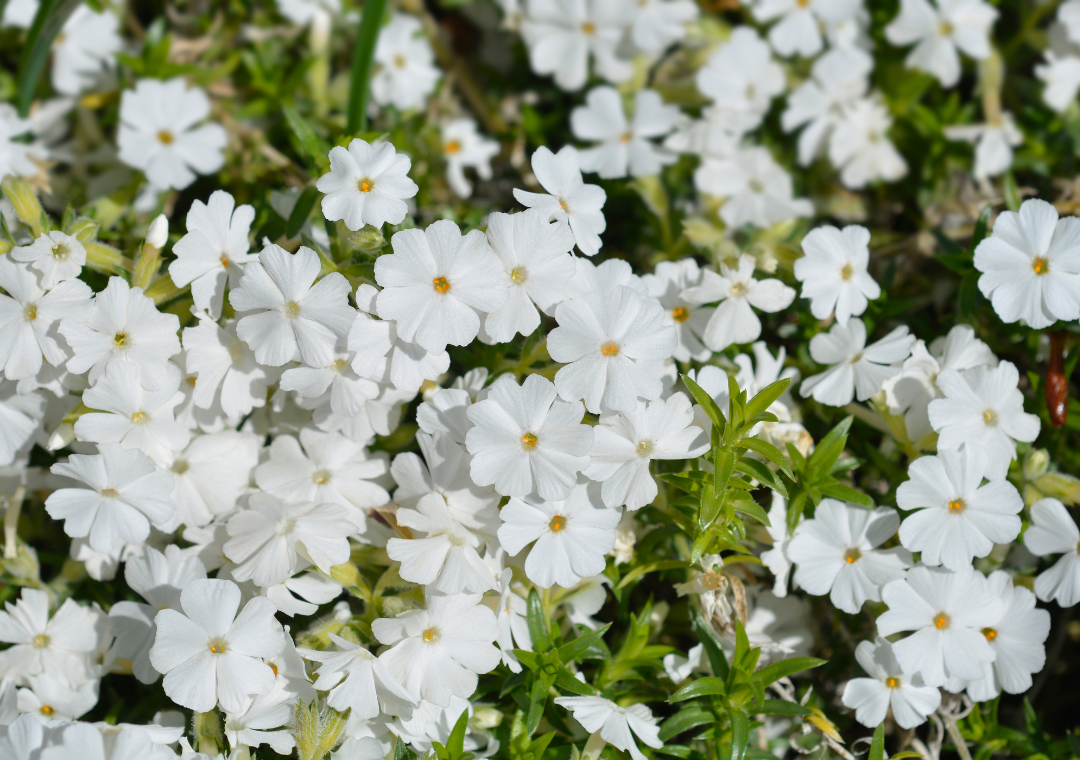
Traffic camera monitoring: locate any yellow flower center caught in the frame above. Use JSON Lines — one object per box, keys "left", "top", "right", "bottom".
{"left": 52, "top": 242, "right": 71, "bottom": 260}
{"left": 358, "top": 178, "right": 375, "bottom": 193}
{"left": 582, "top": 21, "right": 595, "bottom": 34}
{"left": 948, "top": 498, "right": 966, "bottom": 513}
{"left": 933, "top": 612, "right": 950, "bottom": 630}
{"left": 100, "top": 488, "right": 119, "bottom": 498}
{"left": 748, "top": 178, "right": 765, "bottom": 193}
{"left": 843, "top": 547, "right": 861, "bottom": 564}
{"left": 982, "top": 627, "right": 997, "bottom": 641}
{"left": 511, "top": 267, "right": 528, "bottom": 284}
{"left": 220, "top": 253, "right": 230, "bottom": 267}
{"left": 157, "top": 130, "right": 174, "bottom": 145}
{"left": 672, "top": 306, "right": 689, "bottom": 322}
{"left": 637, "top": 440, "right": 654, "bottom": 457}
{"left": 423, "top": 627, "right": 439, "bottom": 643}
{"left": 172, "top": 459, "right": 190, "bottom": 474}
{"left": 938, "top": 20, "right": 954, "bottom": 36}
{"left": 313, "top": 470, "right": 330, "bottom": 485}
{"left": 433, "top": 277, "right": 451, "bottom": 293}
{"left": 32, "top": 634, "right": 49, "bottom": 648}
{"left": 730, "top": 282, "right": 748, "bottom": 297}
{"left": 208, "top": 639, "right": 227, "bottom": 654}
{"left": 114, "top": 332, "right": 128, "bottom": 348}
{"left": 23, "top": 304, "right": 37, "bottom": 321}
{"left": 619, "top": 132, "right": 633, "bottom": 144}
{"left": 1032, "top": 257, "right": 1049, "bottom": 275}
{"left": 445, "top": 140, "right": 462, "bottom": 154}
{"left": 521, "top": 432, "right": 538, "bottom": 450}
{"left": 39, "top": 705, "right": 54, "bottom": 716}
{"left": 549, "top": 515, "right": 567, "bottom": 532}
{"left": 601, "top": 341, "right": 620, "bottom": 356}
{"left": 884, "top": 676, "right": 900, "bottom": 689}
{"left": 840, "top": 262, "right": 855, "bottom": 280}
{"left": 283, "top": 301, "right": 300, "bottom": 318}
{"left": 983, "top": 409, "right": 998, "bottom": 426}
{"left": 131, "top": 411, "right": 147, "bottom": 424}
{"left": 393, "top": 54, "right": 407, "bottom": 69}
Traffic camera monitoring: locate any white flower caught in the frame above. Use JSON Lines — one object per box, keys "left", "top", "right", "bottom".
{"left": 520, "top": 0, "right": 632, "bottom": 91}
{"left": 1023, "top": 497, "right": 1080, "bottom": 608}
{"left": 498, "top": 482, "right": 621, "bottom": 588}
{"left": 117, "top": 78, "right": 227, "bottom": 191}
{"left": 554, "top": 696, "right": 663, "bottom": 760}
{"left": 571, "top": 87, "right": 679, "bottom": 179}
{"left": 695, "top": 147, "right": 814, "bottom": 229}
{"left": 630, "top": 0, "right": 697, "bottom": 53}
{"left": 17, "top": 674, "right": 98, "bottom": 720}
{"left": 752, "top": 0, "right": 861, "bottom": 57}
{"left": 181, "top": 317, "right": 274, "bottom": 422}
{"left": 108, "top": 545, "right": 208, "bottom": 684}
{"left": 165, "top": 430, "right": 261, "bottom": 530}
{"left": 760, "top": 495, "right": 794, "bottom": 597}
{"left": 388, "top": 492, "right": 498, "bottom": 594}
{"left": 1035, "top": 25, "right": 1080, "bottom": 112}
{"left": 277, "top": 0, "right": 341, "bottom": 26}
{"left": 59, "top": 275, "right": 181, "bottom": 388}
{"left": 494, "top": 569, "right": 533, "bottom": 673}
{"left": 229, "top": 244, "right": 355, "bottom": 367}
{"left": 885, "top": 0, "right": 997, "bottom": 87}
{"left": 514, "top": 145, "right": 608, "bottom": 256}
{"left": 224, "top": 493, "right": 355, "bottom": 588}
{"left": 442, "top": 119, "right": 500, "bottom": 199}
{"left": 10, "top": 230, "right": 87, "bottom": 289}
{"left": 695, "top": 28, "right": 785, "bottom": 127}
{"left": 373, "top": 591, "right": 500, "bottom": 707}
{"left": 374, "top": 220, "right": 507, "bottom": 353}
{"left": 280, "top": 347, "right": 380, "bottom": 416}
{"left": 0, "top": 256, "right": 92, "bottom": 379}
{"left": 0, "top": 588, "right": 98, "bottom": 687}
{"left": 75, "top": 362, "right": 191, "bottom": 465}
{"left": 169, "top": 190, "right": 258, "bottom": 319}
{"left": 223, "top": 690, "right": 296, "bottom": 756}
{"left": 564, "top": 256, "right": 648, "bottom": 300}
{"left": 149, "top": 578, "right": 283, "bottom": 713}
{"left": 300, "top": 632, "right": 412, "bottom": 719}
{"left": 641, "top": 259, "right": 713, "bottom": 362}
{"left": 52, "top": 5, "right": 121, "bottom": 95}
{"left": 964, "top": 571, "right": 1050, "bottom": 701}
{"left": 349, "top": 285, "right": 451, "bottom": 393}
{"left": 841, "top": 637, "right": 941, "bottom": 729}
{"left": 663, "top": 643, "right": 706, "bottom": 682}
{"left": 46, "top": 443, "right": 175, "bottom": 553}
{"left": 877, "top": 564, "right": 1003, "bottom": 687}
{"left": 944, "top": 113, "right": 1023, "bottom": 181}
{"left": 896, "top": 447, "right": 1023, "bottom": 570}
{"left": 787, "top": 500, "right": 912, "bottom": 614}
{"left": 371, "top": 14, "right": 441, "bottom": 111}
{"left": 927, "top": 361, "right": 1040, "bottom": 478}
{"left": 829, "top": 96, "right": 908, "bottom": 189}
{"left": 680, "top": 254, "right": 796, "bottom": 352}
{"left": 0, "top": 105, "right": 45, "bottom": 179}
{"left": 316, "top": 138, "right": 419, "bottom": 231}
{"left": 794, "top": 224, "right": 881, "bottom": 325}
{"left": 583, "top": 393, "right": 709, "bottom": 510}
{"left": 0, "top": 382, "right": 45, "bottom": 466}
{"left": 482, "top": 209, "right": 576, "bottom": 344}
{"left": 799, "top": 320, "right": 915, "bottom": 407}
{"left": 548, "top": 286, "right": 677, "bottom": 414}
{"left": 782, "top": 47, "right": 873, "bottom": 166}
{"left": 973, "top": 198, "right": 1080, "bottom": 328}
{"left": 883, "top": 324, "right": 996, "bottom": 445}
{"left": 255, "top": 428, "right": 389, "bottom": 533}
{"left": 465, "top": 373, "right": 593, "bottom": 501}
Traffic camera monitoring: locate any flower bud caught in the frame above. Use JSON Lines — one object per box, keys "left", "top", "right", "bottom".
{"left": 146, "top": 214, "right": 169, "bottom": 248}
{"left": 0, "top": 176, "right": 43, "bottom": 237}
{"left": 1023, "top": 448, "right": 1050, "bottom": 481}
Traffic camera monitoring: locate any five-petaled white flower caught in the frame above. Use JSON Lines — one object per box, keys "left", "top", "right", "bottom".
{"left": 554, "top": 696, "right": 663, "bottom": 760}
{"left": 442, "top": 118, "right": 500, "bottom": 199}
{"left": 514, "top": 145, "right": 608, "bottom": 256}
{"left": 0, "top": 588, "right": 99, "bottom": 687}
{"left": 571, "top": 87, "right": 680, "bottom": 179}
{"left": 696, "top": 147, "right": 814, "bottom": 229}
{"left": 841, "top": 636, "right": 941, "bottom": 729}
{"left": 752, "top": 0, "right": 861, "bottom": 58}
{"left": 520, "top": 0, "right": 632, "bottom": 91}
{"left": 695, "top": 28, "right": 785, "bottom": 127}
{"left": 371, "top": 14, "right": 442, "bottom": 111}
{"left": 1023, "top": 497, "right": 1080, "bottom": 608}
{"left": 800, "top": 320, "right": 915, "bottom": 407}
{"left": 299, "top": 632, "right": 412, "bottom": 719}
{"left": 884, "top": 0, "right": 998, "bottom": 87}
{"left": 317, "top": 138, "right": 419, "bottom": 231}
{"left": 794, "top": 224, "right": 881, "bottom": 326}
{"left": 10, "top": 230, "right": 87, "bottom": 289}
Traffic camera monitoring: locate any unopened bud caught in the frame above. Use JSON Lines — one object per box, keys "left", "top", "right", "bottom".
{"left": 1023, "top": 448, "right": 1050, "bottom": 481}
{"left": 340, "top": 222, "right": 385, "bottom": 254}
{"left": 146, "top": 214, "right": 169, "bottom": 248}
{"left": 47, "top": 423, "right": 76, "bottom": 452}
{"left": 0, "top": 176, "right": 43, "bottom": 237}
{"left": 329, "top": 561, "right": 360, "bottom": 588}
{"left": 66, "top": 217, "right": 99, "bottom": 244}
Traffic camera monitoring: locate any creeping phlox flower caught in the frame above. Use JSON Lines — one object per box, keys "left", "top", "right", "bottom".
{"left": 800, "top": 320, "right": 916, "bottom": 407}
{"left": 371, "top": 14, "right": 442, "bottom": 111}
{"left": 570, "top": 87, "right": 680, "bottom": 179}
{"left": 885, "top": 0, "right": 998, "bottom": 87}
{"left": 554, "top": 696, "right": 663, "bottom": 760}
{"left": 10, "top": 229, "right": 88, "bottom": 289}
{"left": 520, "top": 0, "right": 633, "bottom": 91}
{"left": 442, "top": 118, "right": 500, "bottom": 199}
{"left": 1023, "top": 497, "right": 1080, "bottom": 607}
{"left": 795, "top": 224, "right": 881, "bottom": 326}
{"left": 514, "top": 145, "right": 608, "bottom": 256}
{"left": 841, "top": 637, "right": 941, "bottom": 729}
{"left": 317, "top": 138, "right": 419, "bottom": 231}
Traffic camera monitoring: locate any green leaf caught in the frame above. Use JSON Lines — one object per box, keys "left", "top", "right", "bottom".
{"left": 615, "top": 559, "right": 687, "bottom": 590}
{"left": 670, "top": 677, "right": 728, "bottom": 702}
{"left": 683, "top": 374, "right": 726, "bottom": 435}
{"left": 395, "top": 737, "right": 416, "bottom": 760}
{"left": 526, "top": 589, "right": 552, "bottom": 652}
{"left": 868, "top": 723, "right": 885, "bottom": 760}
{"left": 526, "top": 677, "right": 547, "bottom": 737}
{"left": 17, "top": 0, "right": 83, "bottom": 116}
{"left": 807, "top": 416, "right": 853, "bottom": 480}
{"left": 447, "top": 708, "right": 470, "bottom": 760}
{"left": 690, "top": 608, "right": 730, "bottom": 681}
{"left": 554, "top": 667, "right": 599, "bottom": 695}
{"left": 285, "top": 186, "right": 320, "bottom": 239}
{"left": 734, "top": 459, "right": 788, "bottom": 498}
{"left": 754, "top": 658, "right": 827, "bottom": 687}
{"left": 738, "top": 438, "right": 794, "bottom": 479}
{"left": 1003, "top": 171, "right": 1021, "bottom": 213}
{"left": 557, "top": 623, "right": 611, "bottom": 663}
{"left": 754, "top": 701, "right": 812, "bottom": 716}
{"left": 970, "top": 205, "right": 992, "bottom": 253}
{"left": 730, "top": 498, "right": 771, "bottom": 527}
{"left": 744, "top": 378, "right": 791, "bottom": 423}
{"left": 282, "top": 103, "right": 330, "bottom": 170}
{"left": 659, "top": 706, "right": 717, "bottom": 742}
{"left": 524, "top": 732, "right": 556, "bottom": 760}
{"left": 818, "top": 482, "right": 873, "bottom": 507}
{"left": 347, "top": 0, "right": 390, "bottom": 133}
{"left": 728, "top": 707, "right": 749, "bottom": 760}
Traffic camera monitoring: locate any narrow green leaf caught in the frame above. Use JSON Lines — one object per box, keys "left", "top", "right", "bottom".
{"left": 754, "top": 657, "right": 827, "bottom": 686}
{"left": 819, "top": 482, "right": 874, "bottom": 507}
{"left": 557, "top": 623, "right": 611, "bottom": 663}
{"left": 970, "top": 205, "right": 992, "bottom": 253}
{"left": 683, "top": 374, "right": 726, "bottom": 434}
{"left": 1003, "top": 171, "right": 1021, "bottom": 213}
{"left": 347, "top": 0, "right": 390, "bottom": 133}
{"left": 744, "top": 378, "right": 791, "bottom": 423}
{"left": 738, "top": 438, "right": 793, "bottom": 479}
{"left": 754, "top": 700, "right": 812, "bottom": 716}
{"left": 734, "top": 458, "right": 788, "bottom": 498}
{"left": 807, "top": 416, "right": 852, "bottom": 480}
{"left": 282, "top": 103, "right": 329, "bottom": 169}
{"left": 728, "top": 707, "right": 749, "bottom": 760}
{"left": 285, "top": 186, "right": 320, "bottom": 239}
{"left": 526, "top": 678, "right": 547, "bottom": 737}
{"left": 447, "top": 709, "right": 470, "bottom": 759}
{"left": 17, "top": 0, "right": 82, "bottom": 116}
{"left": 670, "top": 676, "right": 728, "bottom": 702}
{"left": 726, "top": 374, "right": 744, "bottom": 431}
{"left": 615, "top": 559, "right": 687, "bottom": 590}
{"left": 690, "top": 608, "right": 730, "bottom": 681}
{"left": 525, "top": 732, "right": 557, "bottom": 759}
{"left": 868, "top": 723, "right": 885, "bottom": 760}
{"left": 554, "top": 667, "right": 599, "bottom": 695}
{"left": 730, "top": 497, "right": 771, "bottom": 527}
{"left": 527, "top": 589, "right": 552, "bottom": 652}
{"left": 395, "top": 737, "right": 416, "bottom": 760}
{"left": 659, "top": 706, "right": 716, "bottom": 742}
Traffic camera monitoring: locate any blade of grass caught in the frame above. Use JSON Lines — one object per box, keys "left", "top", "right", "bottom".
{"left": 346, "top": 0, "right": 389, "bottom": 134}
{"left": 18, "top": 0, "right": 82, "bottom": 116}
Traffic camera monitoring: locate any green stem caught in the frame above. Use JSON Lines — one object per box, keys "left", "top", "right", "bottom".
{"left": 347, "top": 0, "right": 390, "bottom": 135}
